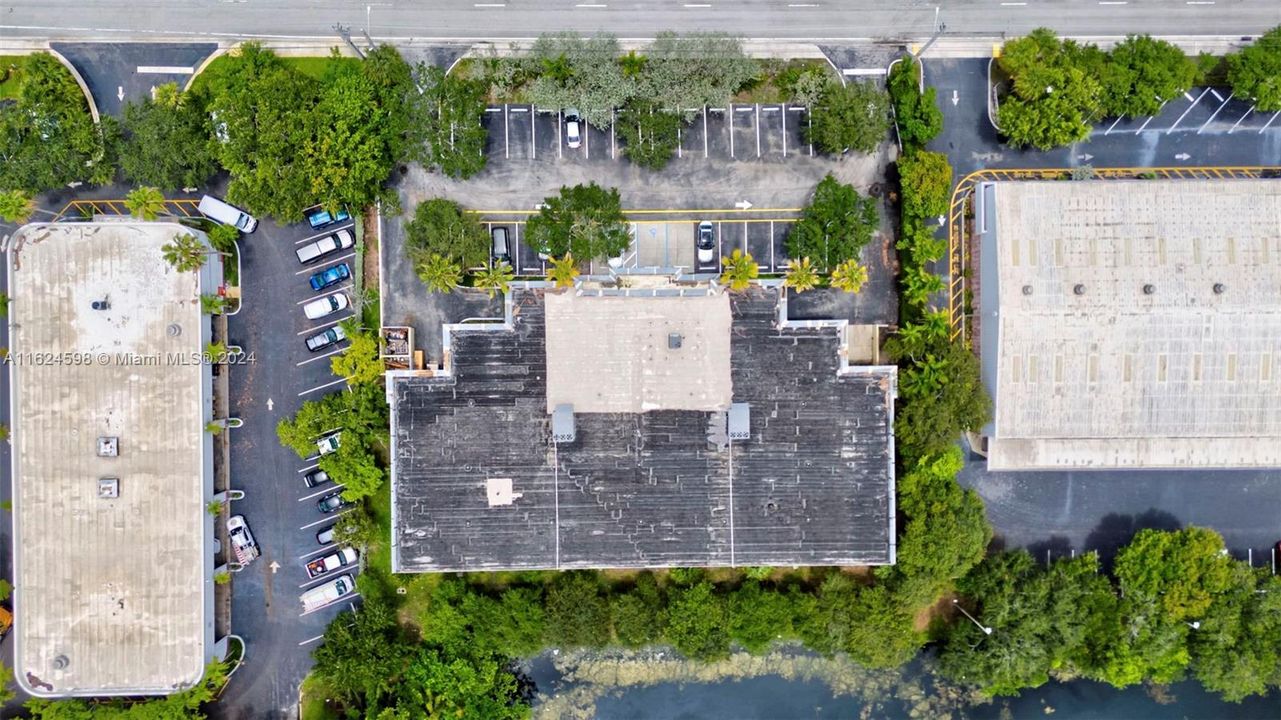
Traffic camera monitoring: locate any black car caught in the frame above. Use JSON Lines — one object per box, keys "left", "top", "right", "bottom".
{"left": 304, "top": 469, "right": 331, "bottom": 488}
{"left": 317, "top": 491, "right": 348, "bottom": 513}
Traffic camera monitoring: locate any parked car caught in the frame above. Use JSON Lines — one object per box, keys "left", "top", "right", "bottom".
{"left": 305, "top": 324, "right": 347, "bottom": 352}
{"left": 303, "top": 292, "right": 349, "bottom": 321}
{"left": 308, "top": 262, "right": 351, "bottom": 292}
{"left": 296, "top": 228, "right": 355, "bottom": 264}
{"left": 565, "top": 108, "right": 582, "bottom": 149}
{"left": 491, "top": 226, "right": 511, "bottom": 265}
{"left": 305, "top": 205, "right": 351, "bottom": 229}
{"left": 0, "top": 606, "right": 11, "bottom": 642}
{"left": 227, "top": 515, "right": 260, "bottom": 565}
{"left": 316, "top": 432, "right": 341, "bottom": 456}
{"left": 305, "top": 547, "right": 359, "bottom": 579}
{"left": 198, "top": 194, "right": 257, "bottom": 233}
{"left": 316, "top": 526, "right": 336, "bottom": 545}
{"left": 697, "top": 221, "right": 716, "bottom": 267}
{"left": 317, "top": 491, "right": 349, "bottom": 513}
{"left": 301, "top": 574, "right": 354, "bottom": 613}
{"left": 304, "top": 468, "right": 331, "bottom": 488}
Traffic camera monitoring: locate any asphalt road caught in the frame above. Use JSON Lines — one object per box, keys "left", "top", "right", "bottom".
{"left": 3, "top": 0, "right": 1279, "bottom": 40}
{"left": 51, "top": 42, "right": 217, "bottom": 117}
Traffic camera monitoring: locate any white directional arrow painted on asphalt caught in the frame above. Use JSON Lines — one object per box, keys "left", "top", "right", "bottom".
{"left": 269, "top": 561, "right": 281, "bottom": 574}
{"left": 951, "top": 90, "right": 959, "bottom": 106}
{"left": 267, "top": 398, "right": 274, "bottom": 412}
{"left": 116, "top": 85, "right": 124, "bottom": 101}
{"left": 734, "top": 200, "right": 754, "bottom": 210}
{"left": 1175, "top": 153, "right": 1191, "bottom": 161}
{"left": 937, "top": 215, "right": 946, "bottom": 227}
{"left": 1077, "top": 153, "right": 1093, "bottom": 161}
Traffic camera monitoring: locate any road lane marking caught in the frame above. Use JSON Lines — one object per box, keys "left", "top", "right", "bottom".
{"left": 576, "top": 3, "right": 607, "bottom": 6}
{"left": 474, "top": 3, "right": 506, "bottom": 6}
{"left": 1097, "top": 2, "right": 1127, "bottom": 5}
{"left": 296, "top": 346, "right": 346, "bottom": 367}
{"left": 787, "top": 2, "right": 820, "bottom": 6}
{"left": 999, "top": 3, "right": 1026, "bottom": 6}
{"left": 684, "top": 2, "right": 711, "bottom": 5}
{"left": 299, "top": 378, "right": 348, "bottom": 397}
{"left": 1166, "top": 87, "right": 1210, "bottom": 134}
{"left": 136, "top": 65, "right": 193, "bottom": 74}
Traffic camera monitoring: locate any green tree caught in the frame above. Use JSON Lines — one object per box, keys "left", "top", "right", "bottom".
{"left": 843, "top": 584, "right": 923, "bottom": 668}
{"left": 0, "top": 189, "right": 36, "bottom": 223}
{"left": 1114, "top": 527, "right": 1234, "bottom": 621}
{"left": 404, "top": 198, "right": 489, "bottom": 269}
{"left": 312, "top": 599, "right": 414, "bottom": 713}
{"left": 796, "top": 572, "right": 859, "bottom": 656}
{"left": 415, "top": 65, "right": 489, "bottom": 179}
{"left": 719, "top": 248, "right": 759, "bottom": 291}
{"left": 205, "top": 223, "right": 240, "bottom": 253}
{"left": 783, "top": 256, "right": 820, "bottom": 292}
{"left": 125, "top": 186, "right": 166, "bottom": 221}
{"left": 619, "top": 50, "right": 648, "bottom": 78}
{"left": 322, "top": 442, "right": 385, "bottom": 502}
{"left": 415, "top": 253, "right": 463, "bottom": 294}
{"left": 643, "top": 32, "right": 760, "bottom": 111}
{"left": 544, "top": 571, "right": 611, "bottom": 647}
{"left": 528, "top": 34, "right": 636, "bottom": 128}
{"left": 806, "top": 80, "right": 891, "bottom": 154}
{"left": 788, "top": 174, "right": 878, "bottom": 272}
{"left": 162, "top": 232, "right": 208, "bottom": 272}
{"left": 277, "top": 383, "right": 389, "bottom": 458}
{"left": 1190, "top": 568, "right": 1281, "bottom": 702}
{"left": 200, "top": 294, "right": 227, "bottom": 315}
{"left": 612, "top": 572, "right": 667, "bottom": 647}
{"left": 0, "top": 578, "right": 10, "bottom": 601}
{"left": 472, "top": 261, "right": 515, "bottom": 298}
{"left": 546, "top": 253, "right": 580, "bottom": 288}
{"left": 892, "top": 338, "right": 991, "bottom": 461}
{"left": 0, "top": 52, "right": 113, "bottom": 194}
{"left": 462, "top": 586, "right": 546, "bottom": 658}
{"left": 829, "top": 259, "right": 869, "bottom": 293}
{"left": 1101, "top": 35, "right": 1198, "bottom": 118}
{"left": 1226, "top": 26, "right": 1281, "bottom": 111}
{"left": 119, "top": 83, "right": 219, "bottom": 190}
{"left": 382, "top": 645, "right": 527, "bottom": 719}
{"left": 727, "top": 580, "right": 794, "bottom": 654}
{"left": 331, "top": 321, "right": 384, "bottom": 386}
{"left": 899, "top": 150, "right": 952, "bottom": 223}
{"left": 996, "top": 29, "right": 1102, "bottom": 149}
{"left": 888, "top": 57, "right": 943, "bottom": 150}
{"left": 667, "top": 581, "right": 730, "bottom": 661}
{"left": 334, "top": 505, "right": 382, "bottom": 550}
{"left": 526, "top": 182, "right": 630, "bottom": 261}
{"left": 616, "top": 100, "right": 683, "bottom": 171}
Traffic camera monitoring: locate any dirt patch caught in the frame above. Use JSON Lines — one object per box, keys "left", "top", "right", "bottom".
{"left": 362, "top": 205, "right": 380, "bottom": 294}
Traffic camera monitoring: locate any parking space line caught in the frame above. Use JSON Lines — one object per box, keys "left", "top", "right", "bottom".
{"left": 296, "top": 314, "right": 354, "bottom": 336}
{"left": 1136, "top": 113, "right": 1158, "bottom": 133}
{"left": 770, "top": 220, "right": 776, "bottom": 270}
{"left": 503, "top": 104, "right": 510, "bottom": 159}
{"left": 513, "top": 223, "right": 522, "bottom": 275}
{"left": 298, "top": 635, "right": 326, "bottom": 646}
{"left": 611, "top": 110, "right": 617, "bottom": 160}
{"left": 557, "top": 110, "right": 563, "bottom": 159}
{"left": 296, "top": 346, "right": 346, "bottom": 367}
{"left": 1198, "top": 91, "right": 1232, "bottom": 133}
{"left": 1261, "top": 111, "right": 1281, "bottom": 133}
{"left": 531, "top": 108, "right": 536, "bottom": 160}
{"left": 297, "top": 463, "right": 319, "bottom": 473}
{"left": 808, "top": 113, "right": 813, "bottom": 156}
{"left": 717, "top": 220, "right": 724, "bottom": 259}
{"left": 300, "top": 484, "right": 346, "bottom": 502}
{"left": 295, "top": 284, "right": 352, "bottom": 304}
{"left": 755, "top": 104, "right": 762, "bottom": 157}
{"left": 1229, "top": 104, "right": 1255, "bottom": 133}
{"left": 1167, "top": 88, "right": 1210, "bottom": 134}
{"left": 1210, "top": 89, "right": 1224, "bottom": 103}
{"left": 293, "top": 223, "right": 355, "bottom": 246}
{"left": 301, "top": 510, "right": 351, "bottom": 530}
{"left": 1183, "top": 91, "right": 1195, "bottom": 102}
{"left": 298, "top": 544, "right": 336, "bottom": 560}
{"left": 729, "top": 106, "right": 735, "bottom": 158}
{"left": 703, "top": 107, "right": 709, "bottom": 158}
{"left": 301, "top": 574, "right": 345, "bottom": 590}
{"left": 1104, "top": 116, "right": 1124, "bottom": 135}
{"left": 301, "top": 591, "right": 361, "bottom": 617}
{"left": 781, "top": 103, "right": 788, "bottom": 157}
{"left": 299, "top": 378, "right": 348, "bottom": 397}
{"left": 677, "top": 125, "right": 682, "bottom": 158}
{"left": 294, "top": 252, "right": 355, "bottom": 275}
{"left": 584, "top": 118, "right": 590, "bottom": 159}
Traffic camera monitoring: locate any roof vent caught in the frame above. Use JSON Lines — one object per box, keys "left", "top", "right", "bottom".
{"left": 52, "top": 655, "right": 69, "bottom": 671}
{"left": 1142, "top": 284, "right": 1155, "bottom": 295}
{"left": 1073, "top": 284, "right": 1086, "bottom": 296}
{"left": 1021, "top": 285, "right": 1033, "bottom": 296}
{"left": 668, "top": 333, "right": 683, "bottom": 350}
{"left": 97, "top": 436, "right": 118, "bottom": 457}
{"left": 728, "top": 403, "right": 751, "bottom": 440}
{"left": 1213, "top": 283, "right": 1225, "bottom": 295}
{"left": 485, "top": 478, "right": 521, "bottom": 507}
{"left": 166, "top": 323, "right": 182, "bottom": 337}
{"left": 98, "top": 477, "right": 119, "bottom": 499}
{"left": 552, "top": 404, "right": 576, "bottom": 443}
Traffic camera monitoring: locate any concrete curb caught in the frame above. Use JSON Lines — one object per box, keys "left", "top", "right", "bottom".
{"left": 44, "top": 45, "right": 100, "bottom": 123}
{"left": 185, "top": 42, "right": 231, "bottom": 92}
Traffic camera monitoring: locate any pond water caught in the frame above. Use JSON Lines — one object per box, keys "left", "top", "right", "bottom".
{"left": 528, "top": 650, "right": 1281, "bottom": 720}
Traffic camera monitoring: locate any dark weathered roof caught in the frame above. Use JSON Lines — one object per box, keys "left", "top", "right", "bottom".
{"left": 391, "top": 288, "right": 895, "bottom": 572}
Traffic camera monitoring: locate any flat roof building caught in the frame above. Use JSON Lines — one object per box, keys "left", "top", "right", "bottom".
{"left": 975, "top": 179, "right": 1281, "bottom": 470}
{"left": 8, "top": 222, "right": 222, "bottom": 696}
{"left": 390, "top": 287, "right": 897, "bottom": 572}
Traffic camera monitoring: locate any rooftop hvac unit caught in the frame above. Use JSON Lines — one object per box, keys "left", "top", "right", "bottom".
{"left": 552, "top": 404, "right": 576, "bottom": 443}
{"left": 98, "top": 477, "right": 120, "bottom": 499}
{"left": 97, "top": 437, "right": 119, "bottom": 457}
{"left": 728, "top": 403, "right": 750, "bottom": 441}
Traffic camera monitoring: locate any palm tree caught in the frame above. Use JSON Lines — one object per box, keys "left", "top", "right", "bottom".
{"left": 125, "top": 186, "right": 166, "bottom": 221}
{"left": 830, "top": 259, "right": 870, "bottom": 294}
{"left": 901, "top": 353, "right": 951, "bottom": 397}
{"left": 719, "top": 249, "right": 759, "bottom": 292}
{"left": 416, "top": 253, "right": 463, "bottom": 294}
{"left": 472, "top": 261, "right": 515, "bottom": 298}
{"left": 0, "top": 189, "right": 36, "bottom": 224}
{"left": 619, "top": 50, "right": 648, "bottom": 78}
{"left": 546, "top": 254, "right": 580, "bottom": 289}
{"left": 162, "top": 233, "right": 208, "bottom": 272}
{"left": 783, "top": 257, "right": 820, "bottom": 293}
{"left": 205, "top": 340, "right": 229, "bottom": 363}
{"left": 200, "top": 294, "right": 228, "bottom": 315}
{"left": 541, "top": 53, "right": 574, "bottom": 85}
{"left": 902, "top": 265, "right": 943, "bottom": 306}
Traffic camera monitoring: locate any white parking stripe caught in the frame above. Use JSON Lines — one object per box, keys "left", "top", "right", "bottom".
{"left": 301, "top": 510, "right": 351, "bottom": 530}
{"left": 1197, "top": 92, "right": 1232, "bottom": 133}
{"left": 298, "top": 635, "right": 325, "bottom": 646}
{"left": 296, "top": 346, "right": 346, "bottom": 367}
{"left": 770, "top": 220, "right": 776, "bottom": 270}
{"left": 808, "top": 112, "right": 813, "bottom": 156}
{"left": 137, "top": 65, "right": 194, "bottom": 74}
{"left": 293, "top": 223, "right": 355, "bottom": 246}
{"left": 1166, "top": 87, "right": 1210, "bottom": 134}
{"left": 1183, "top": 91, "right": 1196, "bottom": 102}
{"left": 611, "top": 110, "right": 617, "bottom": 160}
{"left": 781, "top": 102, "right": 788, "bottom": 157}
{"left": 557, "top": 109, "right": 563, "bottom": 159}
{"left": 296, "top": 313, "right": 354, "bottom": 336}
{"left": 299, "top": 378, "right": 348, "bottom": 397}
{"left": 1104, "top": 116, "right": 1124, "bottom": 135}
{"left": 703, "top": 106, "right": 709, "bottom": 158}
{"left": 1228, "top": 104, "right": 1255, "bottom": 133}
{"left": 503, "top": 104, "right": 509, "bottom": 159}
{"left": 300, "top": 591, "right": 361, "bottom": 616}
{"left": 1261, "top": 111, "right": 1281, "bottom": 133}
{"left": 294, "top": 252, "right": 355, "bottom": 275}
{"left": 531, "top": 107, "right": 536, "bottom": 160}
{"left": 298, "top": 544, "right": 336, "bottom": 560}
{"left": 1210, "top": 89, "right": 1224, "bottom": 103}
{"left": 742, "top": 220, "right": 747, "bottom": 253}
{"left": 755, "top": 104, "right": 761, "bottom": 157}
{"left": 300, "top": 484, "right": 345, "bottom": 502}
{"left": 729, "top": 105, "right": 735, "bottom": 158}
{"left": 677, "top": 125, "right": 682, "bottom": 158}
{"left": 295, "top": 283, "right": 352, "bottom": 304}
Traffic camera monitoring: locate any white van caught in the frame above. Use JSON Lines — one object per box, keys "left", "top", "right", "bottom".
{"left": 301, "top": 574, "right": 355, "bottom": 613}
{"left": 198, "top": 195, "right": 258, "bottom": 233}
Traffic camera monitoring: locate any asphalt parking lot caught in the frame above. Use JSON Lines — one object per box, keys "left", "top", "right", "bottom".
{"left": 51, "top": 42, "right": 218, "bottom": 117}
{"left": 481, "top": 103, "right": 816, "bottom": 166}
{"left": 220, "top": 205, "right": 363, "bottom": 718}
{"left": 1097, "top": 86, "right": 1281, "bottom": 137}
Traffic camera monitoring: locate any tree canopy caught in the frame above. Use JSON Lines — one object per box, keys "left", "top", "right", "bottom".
{"left": 806, "top": 80, "right": 891, "bottom": 154}
{"left": 526, "top": 182, "right": 631, "bottom": 261}
{"left": 119, "top": 83, "right": 219, "bottom": 190}
{"left": 787, "top": 174, "right": 878, "bottom": 273}
{"left": 404, "top": 198, "right": 489, "bottom": 270}
{"left": 1100, "top": 35, "right": 1198, "bottom": 118}
{"left": 416, "top": 64, "right": 489, "bottom": 179}
{"left": 888, "top": 57, "right": 943, "bottom": 150}
{"left": 1227, "top": 26, "right": 1281, "bottom": 111}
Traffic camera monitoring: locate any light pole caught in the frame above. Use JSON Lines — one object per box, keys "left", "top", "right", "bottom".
{"left": 953, "top": 599, "right": 993, "bottom": 635}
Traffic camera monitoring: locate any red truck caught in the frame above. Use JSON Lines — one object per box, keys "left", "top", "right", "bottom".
{"left": 305, "top": 547, "right": 359, "bottom": 579}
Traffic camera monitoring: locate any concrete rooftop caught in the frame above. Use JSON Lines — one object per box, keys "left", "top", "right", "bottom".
{"left": 8, "top": 223, "right": 214, "bottom": 696}
{"left": 978, "top": 180, "right": 1281, "bottom": 470}
{"left": 391, "top": 288, "right": 896, "bottom": 572}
